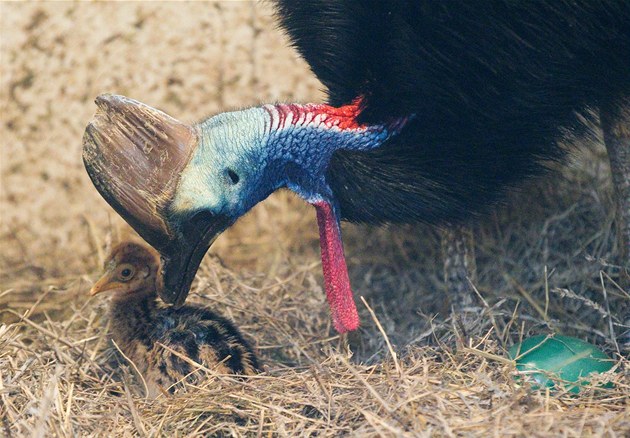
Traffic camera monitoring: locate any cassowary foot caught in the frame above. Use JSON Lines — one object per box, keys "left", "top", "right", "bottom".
{"left": 600, "top": 97, "right": 630, "bottom": 289}
{"left": 441, "top": 225, "right": 478, "bottom": 331}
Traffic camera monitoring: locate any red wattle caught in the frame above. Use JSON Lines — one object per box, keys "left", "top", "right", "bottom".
{"left": 312, "top": 201, "right": 359, "bottom": 333}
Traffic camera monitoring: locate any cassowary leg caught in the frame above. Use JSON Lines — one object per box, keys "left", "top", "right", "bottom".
{"left": 441, "top": 225, "right": 477, "bottom": 314}
{"left": 600, "top": 98, "right": 630, "bottom": 288}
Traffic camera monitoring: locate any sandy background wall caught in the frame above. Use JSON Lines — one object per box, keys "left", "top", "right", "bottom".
{"left": 1, "top": 1, "right": 323, "bottom": 279}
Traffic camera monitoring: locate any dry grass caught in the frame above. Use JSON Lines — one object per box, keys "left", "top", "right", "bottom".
{"left": 1, "top": 245, "right": 628, "bottom": 436}
{"left": 2, "top": 170, "right": 629, "bottom": 436}
{"left": 1, "top": 2, "right": 629, "bottom": 436}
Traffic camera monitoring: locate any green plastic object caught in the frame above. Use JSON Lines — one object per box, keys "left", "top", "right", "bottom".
{"left": 509, "top": 335, "right": 614, "bottom": 394}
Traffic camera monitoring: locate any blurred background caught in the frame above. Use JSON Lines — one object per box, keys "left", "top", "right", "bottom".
{"left": 2, "top": 1, "right": 626, "bottom": 357}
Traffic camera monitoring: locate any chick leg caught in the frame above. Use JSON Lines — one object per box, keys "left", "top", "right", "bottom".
{"left": 441, "top": 225, "right": 477, "bottom": 312}
{"left": 600, "top": 97, "right": 630, "bottom": 288}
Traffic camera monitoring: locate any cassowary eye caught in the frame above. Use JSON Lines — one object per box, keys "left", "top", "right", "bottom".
{"left": 226, "top": 168, "right": 240, "bottom": 185}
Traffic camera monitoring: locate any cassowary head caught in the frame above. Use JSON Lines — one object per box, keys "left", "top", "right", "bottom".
{"left": 83, "top": 94, "right": 407, "bottom": 332}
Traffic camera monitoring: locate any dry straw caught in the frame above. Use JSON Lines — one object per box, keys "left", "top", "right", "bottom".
{"left": 1, "top": 220, "right": 628, "bottom": 435}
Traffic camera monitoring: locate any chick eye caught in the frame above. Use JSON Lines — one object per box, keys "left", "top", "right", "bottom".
{"left": 118, "top": 265, "right": 135, "bottom": 281}
{"left": 226, "top": 168, "right": 240, "bottom": 185}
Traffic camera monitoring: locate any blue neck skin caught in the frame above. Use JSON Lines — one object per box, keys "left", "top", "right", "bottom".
{"left": 167, "top": 102, "right": 408, "bottom": 333}
{"left": 170, "top": 103, "right": 407, "bottom": 221}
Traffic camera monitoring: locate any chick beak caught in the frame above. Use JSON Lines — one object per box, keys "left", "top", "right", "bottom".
{"left": 82, "top": 94, "right": 229, "bottom": 306}
{"left": 90, "top": 273, "right": 124, "bottom": 296}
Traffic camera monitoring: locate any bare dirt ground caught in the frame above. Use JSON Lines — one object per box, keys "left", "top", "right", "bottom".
{"left": 1, "top": 2, "right": 628, "bottom": 436}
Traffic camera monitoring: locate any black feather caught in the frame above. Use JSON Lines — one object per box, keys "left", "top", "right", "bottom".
{"left": 274, "top": 0, "right": 630, "bottom": 224}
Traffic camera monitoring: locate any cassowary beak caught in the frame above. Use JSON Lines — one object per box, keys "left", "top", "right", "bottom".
{"left": 82, "top": 94, "right": 227, "bottom": 306}
{"left": 157, "top": 211, "right": 231, "bottom": 305}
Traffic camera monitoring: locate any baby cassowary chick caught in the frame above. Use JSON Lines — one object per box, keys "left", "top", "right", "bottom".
{"left": 90, "top": 241, "right": 259, "bottom": 396}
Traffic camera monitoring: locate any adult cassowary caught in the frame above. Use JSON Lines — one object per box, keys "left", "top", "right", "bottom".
{"left": 83, "top": 1, "right": 630, "bottom": 333}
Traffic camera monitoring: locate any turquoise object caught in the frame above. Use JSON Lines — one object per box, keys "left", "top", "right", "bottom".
{"left": 509, "top": 335, "right": 614, "bottom": 394}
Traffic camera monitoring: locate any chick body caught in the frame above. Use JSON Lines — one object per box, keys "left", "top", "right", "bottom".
{"left": 91, "top": 241, "right": 259, "bottom": 396}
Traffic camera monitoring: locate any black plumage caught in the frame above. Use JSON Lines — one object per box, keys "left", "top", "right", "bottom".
{"left": 275, "top": 0, "right": 630, "bottom": 225}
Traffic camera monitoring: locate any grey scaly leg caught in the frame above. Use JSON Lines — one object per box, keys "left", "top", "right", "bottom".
{"left": 441, "top": 224, "right": 477, "bottom": 316}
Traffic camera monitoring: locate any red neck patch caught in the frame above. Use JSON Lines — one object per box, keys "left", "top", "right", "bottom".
{"left": 265, "top": 99, "right": 364, "bottom": 132}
